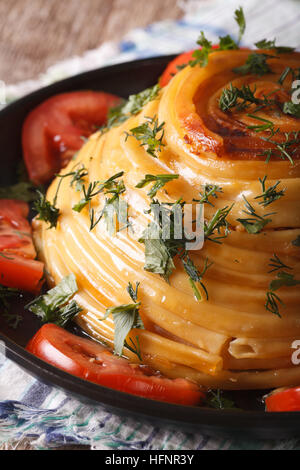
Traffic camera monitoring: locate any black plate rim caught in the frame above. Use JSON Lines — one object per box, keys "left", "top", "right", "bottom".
{"left": 0, "top": 56, "right": 299, "bottom": 439}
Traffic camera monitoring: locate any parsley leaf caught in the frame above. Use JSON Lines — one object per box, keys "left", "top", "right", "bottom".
{"left": 218, "top": 35, "right": 239, "bottom": 51}
{"left": 189, "top": 32, "right": 213, "bottom": 68}
{"left": 206, "top": 389, "right": 238, "bottom": 410}
{"left": 234, "top": 6, "right": 246, "bottom": 43}
{"left": 233, "top": 53, "right": 275, "bottom": 76}
{"left": 103, "top": 282, "right": 144, "bottom": 357}
{"left": 26, "top": 274, "right": 81, "bottom": 327}
{"left": 141, "top": 221, "right": 175, "bottom": 282}
{"left": 140, "top": 200, "right": 214, "bottom": 299}
{"left": 255, "top": 39, "right": 295, "bottom": 54}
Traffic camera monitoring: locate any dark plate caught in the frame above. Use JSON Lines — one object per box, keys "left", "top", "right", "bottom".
{"left": 0, "top": 56, "right": 299, "bottom": 440}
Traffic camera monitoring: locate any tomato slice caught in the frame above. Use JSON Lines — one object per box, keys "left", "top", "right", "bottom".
{"left": 27, "top": 324, "right": 205, "bottom": 406}
{"left": 22, "top": 91, "right": 121, "bottom": 185}
{"left": 160, "top": 50, "right": 195, "bottom": 87}
{"left": 0, "top": 199, "right": 44, "bottom": 293}
{"left": 0, "top": 199, "right": 35, "bottom": 257}
{"left": 265, "top": 387, "right": 300, "bottom": 412}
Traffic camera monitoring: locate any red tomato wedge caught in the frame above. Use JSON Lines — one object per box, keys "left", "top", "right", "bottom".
{"left": 0, "top": 199, "right": 44, "bottom": 293}
{"left": 27, "top": 324, "right": 205, "bottom": 406}
{"left": 22, "top": 91, "right": 121, "bottom": 185}
{"left": 160, "top": 50, "right": 195, "bottom": 87}
{"left": 265, "top": 387, "right": 300, "bottom": 412}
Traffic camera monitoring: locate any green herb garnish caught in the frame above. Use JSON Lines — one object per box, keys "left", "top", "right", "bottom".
{"left": 234, "top": 6, "right": 246, "bottom": 44}
{"left": 268, "top": 254, "right": 292, "bottom": 273}
{"left": 237, "top": 195, "right": 273, "bottom": 234}
{"left": 204, "top": 204, "right": 234, "bottom": 243}
{"left": 254, "top": 176, "right": 285, "bottom": 207}
{"left": 26, "top": 274, "right": 82, "bottom": 326}
{"left": 189, "top": 7, "right": 246, "bottom": 68}
{"left": 136, "top": 174, "right": 179, "bottom": 198}
{"left": 107, "top": 84, "right": 160, "bottom": 128}
{"left": 34, "top": 190, "right": 60, "bottom": 229}
{"left": 233, "top": 53, "right": 275, "bottom": 76}
{"left": 125, "top": 116, "right": 165, "bottom": 158}
{"left": 194, "top": 184, "right": 223, "bottom": 207}
{"left": 255, "top": 39, "right": 295, "bottom": 54}
{"left": 103, "top": 282, "right": 144, "bottom": 358}
{"left": 182, "top": 256, "right": 213, "bottom": 301}
{"left": 265, "top": 258, "right": 300, "bottom": 317}
{"left": 282, "top": 102, "right": 300, "bottom": 118}
{"left": 0, "top": 182, "right": 38, "bottom": 203}
{"left": 206, "top": 389, "right": 237, "bottom": 410}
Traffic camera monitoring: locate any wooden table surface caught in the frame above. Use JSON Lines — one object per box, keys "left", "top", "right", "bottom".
{"left": 0, "top": 0, "right": 190, "bottom": 451}
{"left": 0, "top": 0, "right": 185, "bottom": 85}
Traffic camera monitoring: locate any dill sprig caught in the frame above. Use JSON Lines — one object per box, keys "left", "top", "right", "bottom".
{"left": 265, "top": 270, "right": 300, "bottom": 317}
{"left": 56, "top": 164, "right": 88, "bottom": 192}
{"left": 181, "top": 255, "right": 213, "bottom": 301}
{"left": 260, "top": 129, "right": 299, "bottom": 165}
{"left": 254, "top": 176, "right": 285, "bottom": 207}
{"left": 136, "top": 174, "right": 179, "bottom": 198}
{"left": 237, "top": 195, "right": 274, "bottom": 234}
{"left": 194, "top": 184, "right": 223, "bottom": 207}
{"left": 106, "top": 84, "right": 160, "bottom": 129}
{"left": 268, "top": 254, "right": 292, "bottom": 273}
{"left": 72, "top": 172, "right": 124, "bottom": 213}
{"left": 219, "top": 83, "right": 276, "bottom": 113}
{"left": 204, "top": 204, "right": 234, "bottom": 243}
{"left": 246, "top": 115, "right": 274, "bottom": 133}
{"left": 34, "top": 190, "right": 60, "bottom": 229}
{"left": 125, "top": 116, "right": 165, "bottom": 158}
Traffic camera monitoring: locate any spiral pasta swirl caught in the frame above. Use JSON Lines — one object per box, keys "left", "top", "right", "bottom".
{"left": 34, "top": 49, "right": 300, "bottom": 389}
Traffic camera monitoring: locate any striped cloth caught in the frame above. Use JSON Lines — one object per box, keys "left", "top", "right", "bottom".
{"left": 1, "top": 0, "right": 300, "bottom": 450}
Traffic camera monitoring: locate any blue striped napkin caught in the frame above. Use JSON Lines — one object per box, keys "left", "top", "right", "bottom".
{"left": 1, "top": 0, "right": 300, "bottom": 450}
